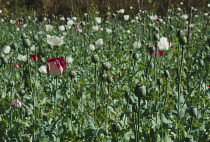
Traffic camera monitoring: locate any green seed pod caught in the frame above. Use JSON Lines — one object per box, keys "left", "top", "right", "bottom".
{"left": 153, "top": 34, "right": 160, "bottom": 41}
{"left": 11, "top": 43, "right": 18, "bottom": 49}
{"left": 164, "top": 70, "right": 170, "bottom": 78}
{"left": 134, "top": 82, "right": 146, "bottom": 99}
{"left": 103, "top": 62, "right": 111, "bottom": 71}
{"left": 9, "top": 81, "right": 15, "bottom": 87}
{"left": 21, "top": 33, "right": 27, "bottom": 39}
{"left": 69, "top": 70, "right": 77, "bottom": 79}
{"left": 189, "top": 106, "right": 197, "bottom": 118}
{"left": 132, "top": 103, "right": 139, "bottom": 113}
{"left": 152, "top": 27, "right": 159, "bottom": 33}
{"left": 91, "top": 54, "right": 99, "bottom": 63}
{"left": 185, "top": 135, "right": 194, "bottom": 142}
{"left": 107, "top": 75, "right": 113, "bottom": 84}
{"left": 2, "top": 58, "right": 8, "bottom": 64}
{"left": 198, "top": 59, "right": 204, "bottom": 67}
{"left": 177, "top": 30, "right": 185, "bottom": 38}
{"left": 126, "top": 104, "right": 133, "bottom": 113}
{"left": 23, "top": 38, "right": 32, "bottom": 48}
{"left": 132, "top": 53, "right": 139, "bottom": 61}
{"left": 112, "top": 122, "right": 121, "bottom": 133}
{"left": 157, "top": 78, "right": 163, "bottom": 86}
{"left": 179, "top": 37, "right": 187, "bottom": 45}
{"left": 80, "top": 21, "right": 86, "bottom": 27}
{"left": 20, "top": 90, "right": 26, "bottom": 96}
{"left": 33, "top": 35, "right": 39, "bottom": 42}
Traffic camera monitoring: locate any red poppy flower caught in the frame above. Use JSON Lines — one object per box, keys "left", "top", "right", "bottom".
{"left": 30, "top": 54, "right": 41, "bottom": 62}
{"left": 13, "top": 63, "right": 20, "bottom": 68}
{"left": 46, "top": 58, "right": 67, "bottom": 76}
{"left": 16, "top": 20, "right": 22, "bottom": 24}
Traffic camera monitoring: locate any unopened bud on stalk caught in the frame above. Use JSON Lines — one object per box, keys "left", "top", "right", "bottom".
{"left": 69, "top": 70, "right": 77, "bottom": 79}
{"left": 157, "top": 78, "right": 163, "bottom": 85}
{"left": 11, "top": 43, "right": 18, "bottom": 49}
{"left": 20, "top": 89, "right": 26, "bottom": 96}
{"left": 2, "top": 58, "right": 8, "bottom": 64}
{"left": 91, "top": 54, "right": 99, "bottom": 63}
{"left": 107, "top": 75, "right": 113, "bottom": 84}
{"left": 103, "top": 62, "right": 111, "bottom": 71}
{"left": 132, "top": 53, "right": 139, "bottom": 61}
{"left": 134, "top": 82, "right": 146, "bottom": 99}
{"left": 185, "top": 135, "right": 194, "bottom": 142}
{"left": 153, "top": 34, "right": 160, "bottom": 41}
{"left": 33, "top": 35, "right": 39, "bottom": 41}
{"left": 23, "top": 38, "right": 32, "bottom": 48}
{"left": 189, "top": 106, "right": 197, "bottom": 118}
{"left": 112, "top": 122, "right": 121, "bottom": 133}
{"left": 198, "top": 59, "right": 204, "bottom": 67}
{"left": 179, "top": 37, "right": 187, "bottom": 45}
{"left": 164, "top": 70, "right": 170, "bottom": 78}
{"left": 9, "top": 81, "right": 15, "bottom": 87}
{"left": 152, "top": 27, "right": 159, "bottom": 33}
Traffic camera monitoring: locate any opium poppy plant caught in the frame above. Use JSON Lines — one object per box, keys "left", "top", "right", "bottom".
{"left": 46, "top": 58, "right": 67, "bottom": 76}
{"left": 30, "top": 54, "right": 41, "bottom": 62}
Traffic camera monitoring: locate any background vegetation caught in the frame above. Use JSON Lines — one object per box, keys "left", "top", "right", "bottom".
{"left": 0, "top": 0, "right": 209, "bottom": 18}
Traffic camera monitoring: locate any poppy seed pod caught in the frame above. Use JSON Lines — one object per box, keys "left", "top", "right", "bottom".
{"left": 164, "top": 70, "right": 170, "bottom": 78}
{"left": 107, "top": 75, "right": 113, "bottom": 84}
{"left": 177, "top": 30, "right": 185, "bottom": 38}
{"left": 185, "top": 135, "right": 194, "bottom": 142}
{"left": 91, "top": 54, "right": 99, "bottom": 63}
{"left": 179, "top": 37, "right": 187, "bottom": 45}
{"left": 112, "top": 122, "right": 121, "bottom": 133}
{"left": 33, "top": 35, "right": 39, "bottom": 42}
{"left": 157, "top": 78, "right": 163, "bottom": 85}
{"left": 132, "top": 53, "right": 139, "bottom": 61}
{"left": 103, "top": 62, "right": 111, "bottom": 71}
{"left": 9, "top": 81, "right": 15, "bottom": 87}
{"left": 153, "top": 34, "right": 160, "bottom": 41}
{"left": 134, "top": 82, "right": 146, "bottom": 99}
{"left": 198, "top": 59, "right": 204, "bottom": 67}
{"left": 189, "top": 106, "right": 197, "bottom": 118}
{"left": 152, "top": 27, "right": 159, "bottom": 33}
{"left": 69, "top": 70, "right": 77, "bottom": 79}
{"left": 23, "top": 38, "right": 32, "bottom": 48}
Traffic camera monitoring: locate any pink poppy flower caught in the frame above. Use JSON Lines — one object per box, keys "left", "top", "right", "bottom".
{"left": 16, "top": 20, "right": 22, "bottom": 24}
{"left": 46, "top": 58, "right": 67, "bottom": 76}
{"left": 30, "top": 54, "right": 41, "bottom": 62}
{"left": 76, "top": 24, "right": 82, "bottom": 30}
{"left": 148, "top": 46, "right": 163, "bottom": 58}
{"left": 10, "top": 99, "right": 22, "bottom": 108}
{"left": 13, "top": 63, "right": 20, "bottom": 68}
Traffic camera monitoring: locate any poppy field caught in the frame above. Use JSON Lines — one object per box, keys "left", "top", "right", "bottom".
{"left": 0, "top": 4, "right": 210, "bottom": 142}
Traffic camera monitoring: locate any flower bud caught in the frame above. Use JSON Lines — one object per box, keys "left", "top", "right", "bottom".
{"left": 157, "top": 78, "right": 163, "bottom": 86}
{"left": 23, "top": 38, "right": 32, "bottom": 48}
{"left": 91, "top": 54, "right": 99, "bottom": 63}
{"left": 132, "top": 53, "right": 139, "bottom": 61}
{"left": 134, "top": 82, "right": 146, "bottom": 99}
{"left": 103, "top": 62, "right": 111, "bottom": 71}
{"left": 185, "top": 135, "right": 194, "bottom": 142}
{"left": 20, "top": 90, "right": 26, "bottom": 96}
{"left": 112, "top": 122, "right": 121, "bottom": 133}
{"left": 153, "top": 34, "right": 160, "bottom": 41}
{"left": 189, "top": 106, "right": 197, "bottom": 118}
{"left": 69, "top": 70, "right": 77, "bottom": 79}
{"left": 179, "top": 37, "right": 187, "bottom": 45}
{"left": 33, "top": 35, "right": 39, "bottom": 41}
{"left": 198, "top": 59, "right": 204, "bottom": 67}
{"left": 164, "top": 70, "right": 170, "bottom": 78}
{"left": 9, "top": 81, "right": 15, "bottom": 87}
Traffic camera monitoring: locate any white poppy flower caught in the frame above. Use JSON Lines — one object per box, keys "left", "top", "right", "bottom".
{"left": 59, "top": 25, "right": 65, "bottom": 31}
{"left": 45, "top": 24, "right": 54, "bottom": 31}
{"left": 181, "top": 14, "right": 188, "bottom": 19}
{"left": 38, "top": 65, "right": 47, "bottom": 74}
{"left": 95, "top": 17, "right": 102, "bottom": 24}
{"left": 150, "top": 15, "right": 158, "bottom": 21}
{"left": 18, "top": 54, "right": 27, "bottom": 62}
{"left": 95, "top": 39, "right": 103, "bottom": 46}
{"left": 117, "top": 9, "right": 125, "bottom": 14}
{"left": 133, "top": 41, "right": 141, "bottom": 49}
{"left": 66, "top": 56, "right": 74, "bottom": 63}
{"left": 124, "top": 15, "right": 130, "bottom": 21}
{"left": 92, "top": 26, "right": 99, "bottom": 31}
{"left": 3, "top": 46, "right": 11, "bottom": 54}
{"left": 47, "top": 35, "right": 64, "bottom": 46}
{"left": 67, "top": 20, "right": 74, "bottom": 26}
{"left": 88, "top": 44, "right": 95, "bottom": 51}
{"left": 157, "top": 37, "right": 171, "bottom": 51}
{"left": 106, "top": 28, "right": 112, "bottom": 33}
